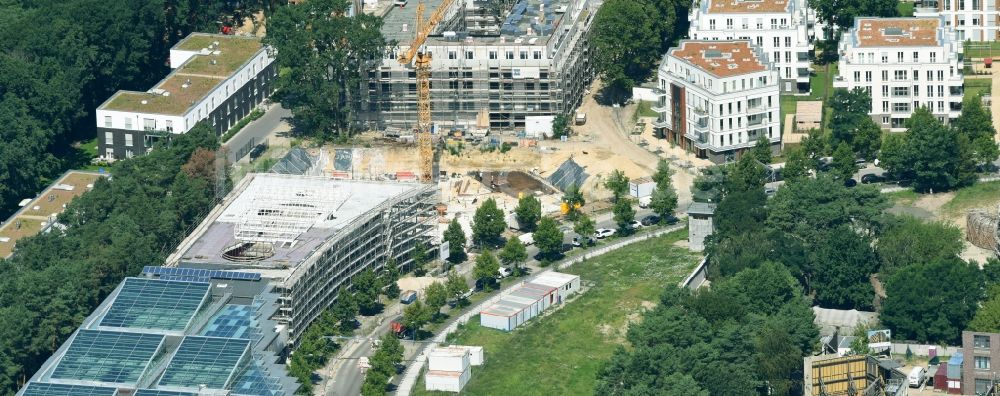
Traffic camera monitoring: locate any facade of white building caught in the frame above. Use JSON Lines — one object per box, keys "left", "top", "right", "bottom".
{"left": 687, "top": 0, "right": 813, "bottom": 94}
{"left": 915, "top": 0, "right": 1000, "bottom": 41}
{"left": 833, "top": 16, "right": 964, "bottom": 130}
{"left": 654, "top": 40, "right": 781, "bottom": 164}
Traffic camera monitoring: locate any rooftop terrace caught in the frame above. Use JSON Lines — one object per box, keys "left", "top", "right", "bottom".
{"left": 100, "top": 33, "right": 263, "bottom": 115}
{"left": 853, "top": 17, "right": 941, "bottom": 47}
{"left": 670, "top": 41, "right": 768, "bottom": 78}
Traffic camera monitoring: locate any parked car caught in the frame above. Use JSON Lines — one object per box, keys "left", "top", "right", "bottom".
{"left": 497, "top": 267, "right": 512, "bottom": 279}
{"left": 844, "top": 178, "right": 858, "bottom": 188}
{"left": 390, "top": 317, "right": 406, "bottom": 338}
{"left": 594, "top": 228, "right": 615, "bottom": 239}
{"left": 629, "top": 220, "right": 643, "bottom": 230}
{"left": 861, "top": 174, "right": 884, "bottom": 184}
{"left": 908, "top": 366, "right": 926, "bottom": 388}
{"left": 664, "top": 215, "right": 679, "bottom": 225}
{"left": 640, "top": 215, "right": 660, "bottom": 226}
{"left": 400, "top": 290, "right": 417, "bottom": 304}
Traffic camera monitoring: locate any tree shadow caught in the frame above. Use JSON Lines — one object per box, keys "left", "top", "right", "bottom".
{"left": 359, "top": 303, "right": 385, "bottom": 316}
{"left": 594, "top": 84, "right": 631, "bottom": 106}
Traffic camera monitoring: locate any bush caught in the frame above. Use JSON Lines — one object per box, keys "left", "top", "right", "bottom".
{"left": 221, "top": 108, "right": 265, "bottom": 142}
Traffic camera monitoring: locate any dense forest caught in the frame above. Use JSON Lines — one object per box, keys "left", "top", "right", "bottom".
{"left": 0, "top": 0, "right": 276, "bottom": 220}
{"left": 0, "top": 1, "right": 283, "bottom": 393}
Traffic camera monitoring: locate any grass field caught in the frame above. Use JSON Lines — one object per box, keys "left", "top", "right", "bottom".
{"left": 941, "top": 180, "right": 1000, "bottom": 216}
{"left": 897, "top": 2, "right": 914, "bottom": 17}
{"left": 780, "top": 62, "right": 838, "bottom": 132}
{"left": 413, "top": 230, "right": 701, "bottom": 396}
{"left": 965, "top": 78, "right": 992, "bottom": 102}
{"left": 965, "top": 41, "right": 1000, "bottom": 59}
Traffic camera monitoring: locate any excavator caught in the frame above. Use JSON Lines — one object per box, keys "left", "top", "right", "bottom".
{"left": 397, "top": 0, "right": 454, "bottom": 183}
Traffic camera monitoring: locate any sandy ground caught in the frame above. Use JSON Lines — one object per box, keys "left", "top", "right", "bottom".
{"left": 235, "top": 11, "right": 266, "bottom": 37}
{"left": 396, "top": 276, "right": 443, "bottom": 295}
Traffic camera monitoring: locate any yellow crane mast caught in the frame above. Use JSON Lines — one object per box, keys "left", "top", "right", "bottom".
{"left": 398, "top": 0, "right": 454, "bottom": 183}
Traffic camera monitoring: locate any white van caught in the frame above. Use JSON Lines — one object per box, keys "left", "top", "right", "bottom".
{"left": 518, "top": 232, "right": 534, "bottom": 246}
{"left": 908, "top": 366, "right": 926, "bottom": 388}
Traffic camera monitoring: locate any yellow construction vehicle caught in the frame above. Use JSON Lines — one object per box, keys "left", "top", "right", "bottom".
{"left": 397, "top": 0, "right": 454, "bottom": 183}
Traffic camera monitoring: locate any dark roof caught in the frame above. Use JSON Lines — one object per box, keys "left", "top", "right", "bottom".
{"left": 687, "top": 202, "right": 717, "bottom": 215}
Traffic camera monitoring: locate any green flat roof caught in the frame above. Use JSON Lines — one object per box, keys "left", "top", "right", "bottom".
{"left": 50, "top": 330, "right": 165, "bottom": 385}
{"left": 100, "top": 33, "right": 263, "bottom": 115}
{"left": 99, "top": 278, "right": 210, "bottom": 332}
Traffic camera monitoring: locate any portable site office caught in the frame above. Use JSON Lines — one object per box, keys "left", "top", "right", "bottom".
{"left": 531, "top": 271, "right": 581, "bottom": 302}
{"left": 480, "top": 300, "right": 531, "bottom": 331}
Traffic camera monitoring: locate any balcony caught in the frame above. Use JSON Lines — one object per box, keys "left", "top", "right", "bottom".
{"left": 747, "top": 115, "right": 769, "bottom": 126}
{"left": 653, "top": 118, "right": 670, "bottom": 128}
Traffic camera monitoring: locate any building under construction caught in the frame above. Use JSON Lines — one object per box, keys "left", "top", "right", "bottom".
{"left": 167, "top": 170, "right": 438, "bottom": 343}
{"left": 353, "top": 0, "right": 597, "bottom": 131}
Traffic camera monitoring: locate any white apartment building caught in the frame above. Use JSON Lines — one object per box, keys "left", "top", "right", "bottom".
{"left": 654, "top": 40, "right": 781, "bottom": 163}
{"left": 833, "top": 17, "right": 964, "bottom": 131}
{"left": 915, "top": 0, "right": 1000, "bottom": 41}
{"left": 95, "top": 33, "right": 276, "bottom": 160}
{"left": 687, "top": 0, "right": 813, "bottom": 94}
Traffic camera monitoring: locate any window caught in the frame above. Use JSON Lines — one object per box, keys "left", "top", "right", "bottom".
{"left": 927, "top": 70, "right": 934, "bottom": 81}
{"left": 882, "top": 70, "right": 889, "bottom": 81}
{"left": 710, "top": 19, "right": 716, "bottom": 30}
{"left": 893, "top": 87, "right": 909, "bottom": 96}
{"left": 463, "top": 81, "right": 473, "bottom": 89}
{"left": 913, "top": 70, "right": 919, "bottom": 81}
{"left": 883, "top": 101, "right": 890, "bottom": 112}
{"left": 913, "top": 85, "right": 920, "bottom": 96}
{"left": 882, "top": 116, "right": 890, "bottom": 124}
{"left": 976, "top": 356, "right": 991, "bottom": 369}
{"left": 882, "top": 86, "right": 889, "bottom": 96}
{"left": 913, "top": 51, "right": 919, "bottom": 62}
{"left": 756, "top": 19, "right": 763, "bottom": 29}
{"left": 726, "top": 18, "right": 733, "bottom": 29}
{"left": 105, "top": 132, "right": 114, "bottom": 145}
{"left": 930, "top": 52, "right": 937, "bottom": 63}
{"left": 505, "top": 51, "right": 514, "bottom": 60}
{"left": 881, "top": 53, "right": 888, "bottom": 63}
{"left": 165, "top": 120, "right": 173, "bottom": 132}
{"left": 774, "top": 37, "right": 781, "bottom": 47}
{"left": 125, "top": 149, "right": 133, "bottom": 158}
{"left": 774, "top": 52, "right": 780, "bottom": 62}
{"left": 103, "top": 116, "right": 112, "bottom": 128}
{"left": 489, "top": 50, "right": 498, "bottom": 60}
{"left": 784, "top": 37, "right": 791, "bottom": 47}
{"left": 894, "top": 70, "right": 907, "bottom": 80}
{"left": 124, "top": 117, "right": 133, "bottom": 130}
{"left": 865, "top": 71, "right": 872, "bottom": 82}
{"left": 448, "top": 51, "right": 457, "bottom": 60}
{"left": 143, "top": 118, "right": 155, "bottom": 130}
{"left": 897, "top": 52, "right": 904, "bottom": 62}
{"left": 975, "top": 335, "right": 991, "bottom": 349}
{"left": 125, "top": 133, "right": 133, "bottom": 146}
{"left": 938, "top": 70, "right": 944, "bottom": 80}
{"left": 519, "top": 51, "right": 527, "bottom": 59}
{"left": 892, "top": 102, "right": 910, "bottom": 112}
{"left": 105, "top": 148, "right": 114, "bottom": 158}
{"left": 465, "top": 51, "right": 474, "bottom": 60}
{"left": 533, "top": 50, "right": 542, "bottom": 59}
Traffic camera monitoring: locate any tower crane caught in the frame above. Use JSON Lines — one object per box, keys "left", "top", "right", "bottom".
{"left": 397, "top": 0, "right": 454, "bottom": 183}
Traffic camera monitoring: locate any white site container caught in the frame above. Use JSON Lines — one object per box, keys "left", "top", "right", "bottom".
{"left": 428, "top": 347, "right": 470, "bottom": 373}
{"left": 532, "top": 271, "right": 581, "bottom": 303}
{"left": 463, "top": 346, "right": 484, "bottom": 366}
{"left": 425, "top": 368, "right": 471, "bottom": 393}
{"left": 629, "top": 177, "right": 656, "bottom": 198}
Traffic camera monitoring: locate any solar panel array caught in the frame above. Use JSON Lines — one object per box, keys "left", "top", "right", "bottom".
{"left": 50, "top": 330, "right": 164, "bottom": 385}
{"left": 99, "top": 278, "right": 210, "bottom": 332}
{"left": 21, "top": 382, "right": 118, "bottom": 396}
{"left": 143, "top": 266, "right": 262, "bottom": 281}
{"left": 158, "top": 336, "right": 251, "bottom": 389}
{"left": 201, "top": 304, "right": 262, "bottom": 342}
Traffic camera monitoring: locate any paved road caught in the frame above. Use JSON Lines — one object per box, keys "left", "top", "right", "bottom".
{"left": 222, "top": 104, "right": 292, "bottom": 163}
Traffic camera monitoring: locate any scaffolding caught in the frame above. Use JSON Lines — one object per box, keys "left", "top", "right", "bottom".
{"left": 234, "top": 180, "right": 344, "bottom": 244}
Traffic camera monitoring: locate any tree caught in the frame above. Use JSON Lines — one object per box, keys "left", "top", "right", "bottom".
{"left": 972, "top": 135, "right": 1000, "bottom": 166}
{"left": 768, "top": 174, "right": 888, "bottom": 242}
{"left": 813, "top": 0, "right": 899, "bottom": 34}
{"left": 829, "top": 88, "right": 872, "bottom": 149}
{"left": 552, "top": 114, "right": 570, "bottom": 139}
{"left": 801, "top": 129, "right": 828, "bottom": 163}
{"left": 590, "top": 0, "right": 665, "bottom": 102}
{"left": 382, "top": 260, "right": 401, "bottom": 299}
{"left": 472, "top": 198, "right": 506, "bottom": 247}
{"left": 853, "top": 117, "right": 882, "bottom": 161}
{"left": 970, "top": 296, "right": 1000, "bottom": 333}
{"left": 727, "top": 153, "right": 767, "bottom": 193}
{"left": 782, "top": 146, "right": 811, "bottom": 182}
{"left": 409, "top": 241, "right": 431, "bottom": 275}
{"left": 402, "top": 300, "right": 432, "bottom": 340}
{"left": 332, "top": 292, "right": 359, "bottom": 332}
{"left": 499, "top": 237, "right": 528, "bottom": 275}
{"left": 652, "top": 159, "right": 673, "bottom": 188}
{"left": 809, "top": 227, "right": 878, "bottom": 310}
{"left": 534, "top": 217, "right": 565, "bottom": 260}
{"left": 750, "top": 137, "right": 773, "bottom": 165}
{"left": 877, "top": 216, "right": 963, "bottom": 274}
{"left": 829, "top": 142, "right": 858, "bottom": 180}
{"left": 473, "top": 250, "right": 501, "bottom": 289}
{"left": 265, "top": 0, "right": 388, "bottom": 139}
{"left": 604, "top": 169, "right": 630, "bottom": 202}
{"left": 884, "top": 108, "right": 969, "bottom": 192}
{"left": 443, "top": 218, "right": 467, "bottom": 263}
{"left": 650, "top": 181, "right": 679, "bottom": 221}
{"left": 955, "top": 95, "right": 996, "bottom": 143}
{"left": 613, "top": 198, "right": 636, "bottom": 234}
{"left": 881, "top": 258, "right": 983, "bottom": 344}
{"left": 424, "top": 282, "right": 448, "bottom": 319}
{"left": 361, "top": 369, "right": 389, "bottom": 396}
{"left": 574, "top": 214, "right": 596, "bottom": 245}
{"left": 352, "top": 268, "right": 383, "bottom": 315}
{"left": 446, "top": 271, "right": 468, "bottom": 302}
{"left": 713, "top": 189, "right": 768, "bottom": 239}
{"left": 514, "top": 194, "right": 541, "bottom": 232}
{"left": 879, "top": 132, "right": 908, "bottom": 179}
{"left": 562, "top": 183, "right": 586, "bottom": 219}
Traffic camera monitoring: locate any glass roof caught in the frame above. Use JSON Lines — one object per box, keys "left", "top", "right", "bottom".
{"left": 158, "top": 336, "right": 250, "bottom": 389}
{"left": 50, "top": 330, "right": 164, "bottom": 385}
{"left": 133, "top": 390, "right": 198, "bottom": 396}
{"left": 99, "top": 278, "right": 210, "bottom": 332}
{"left": 21, "top": 382, "right": 118, "bottom": 396}
{"left": 230, "top": 360, "right": 283, "bottom": 396}
{"left": 200, "top": 304, "right": 261, "bottom": 342}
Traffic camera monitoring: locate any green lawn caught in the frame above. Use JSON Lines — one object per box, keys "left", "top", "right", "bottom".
{"left": 780, "top": 62, "right": 838, "bottom": 133}
{"left": 897, "top": 2, "right": 914, "bottom": 17}
{"left": 965, "top": 78, "right": 992, "bottom": 102}
{"left": 941, "top": 181, "right": 1000, "bottom": 216}
{"left": 885, "top": 188, "right": 920, "bottom": 206}
{"left": 413, "top": 230, "right": 701, "bottom": 396}
{"left": 965, "top": 41, "right": 1000, "bottom": 59}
